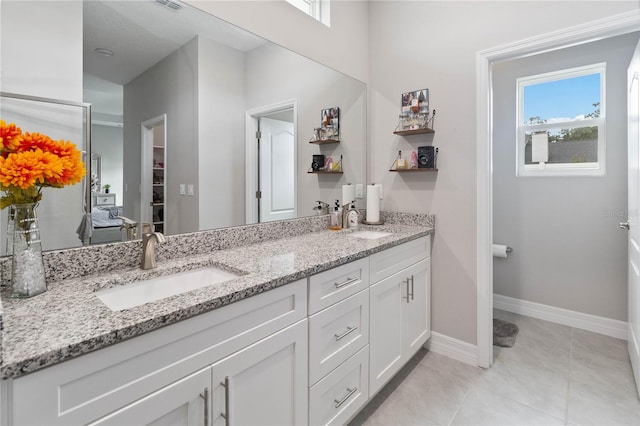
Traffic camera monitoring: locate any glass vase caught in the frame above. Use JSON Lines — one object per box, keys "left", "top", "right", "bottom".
{"left": 10, "top": 203, "right": 47, "bottom": 298}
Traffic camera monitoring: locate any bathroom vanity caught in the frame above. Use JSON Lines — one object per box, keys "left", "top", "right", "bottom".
{"left": 0, "top": 215, "right": 432, "bottom": 425}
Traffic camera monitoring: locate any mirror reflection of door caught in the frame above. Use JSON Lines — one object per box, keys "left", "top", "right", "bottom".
{"left": 141, "top": 115, "right": 167, "bottom": 234}
{"left": 258, "top": 111, "right": 296, "bottom": 223}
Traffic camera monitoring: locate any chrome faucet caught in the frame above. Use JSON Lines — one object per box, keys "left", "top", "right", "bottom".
{"left": 313, "top": 201, "right": 330, "bottom": 215}
{"left": 118, "top": 216, "right": 139, "bottom": 241}
{"left": 141, "top": 228, "right": 166, "bottom": 270}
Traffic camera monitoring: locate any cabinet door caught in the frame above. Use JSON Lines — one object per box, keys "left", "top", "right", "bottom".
{"left": 90, "top": 367, "right": 210, "bottom": 426}
{"left": 403, "top": 258, "right": 431, "bottom": 358}
{"left": 210, "top": 320, "right": 308, "bottom": 426}
{"left": 369, "top": 273, "right": 403, "bottom": 397}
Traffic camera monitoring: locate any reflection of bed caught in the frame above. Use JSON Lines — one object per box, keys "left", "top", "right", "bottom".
{"left": 91, "top": 206, "right": 124, "bottom": 243}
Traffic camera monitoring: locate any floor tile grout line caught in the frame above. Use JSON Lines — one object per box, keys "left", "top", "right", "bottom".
{"left": 565, "top": 327, "right": 574, "bottom": 423}
{"left": 446, "top": 383, "right": 473, "bottom": 426}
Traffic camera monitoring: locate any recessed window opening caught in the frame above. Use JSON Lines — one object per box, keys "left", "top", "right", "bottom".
{"left": 516, "top": 63, "right": 605, "bottom": 176}
{"left": 285, "top": 0, "right": 330, "bottom": 27}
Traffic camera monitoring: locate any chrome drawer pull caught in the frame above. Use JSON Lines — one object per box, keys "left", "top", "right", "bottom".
{"left": 334, "top": 277, "right": 358, "bottom": 289}
{"left": 410, "top": 275, "right": 415, "bottom": 301}
{"left": 334, "top": 325, "right": 358, "bottom": 341}
{"left": 334, "top": 387, "right": 358, "bottom": 408}
{"left": 199, "top": 387, "right": 209, "bottom": 426}
{"left": 220, "top": 377, "right": 230, "bottom": 426}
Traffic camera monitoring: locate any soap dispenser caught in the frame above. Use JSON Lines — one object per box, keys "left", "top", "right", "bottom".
{"left": 330, "top": 200, "right": 342, "bottom": 230}
{"left": 347, "top": 203, "right": 359, "bottom": 229}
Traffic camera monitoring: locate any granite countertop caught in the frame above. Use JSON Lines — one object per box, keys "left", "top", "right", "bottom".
{"left": 0, "top": 223, "right": 432, "bottom": 379}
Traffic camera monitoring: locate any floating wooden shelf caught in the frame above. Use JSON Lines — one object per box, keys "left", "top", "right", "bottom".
{"left": 308, "top": 171, "right": 344, "bottom": 174}
{"left": 389, "top": 168, "right": 438, "bottom": 172}
{"left": 393, "top": 128, "right": 435, "bottom": 136}
{"left": 309, "top": 138, "right": 340, "bottom": 145}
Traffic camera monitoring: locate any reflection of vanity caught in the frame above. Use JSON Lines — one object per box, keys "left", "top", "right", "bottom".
{"left": 92, "top": 192, "right": 116, "bottom": 207}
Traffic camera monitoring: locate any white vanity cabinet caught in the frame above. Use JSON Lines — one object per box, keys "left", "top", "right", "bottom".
{"left": 90, "top": 367, "right": 210, "bottom": 425}
{"left": 209, "top": 321, "right": 308, "bottom": 426}
{"left": 6, "top": 279, "right": 308, "bottom": 426}
{"left": 369, "top": 236, "right": 431, "bottom": 397}
{"left": 307, "top": 257, "right": 370, "bottom": 426}
{"left": 3, "top": 232, "right": 432, "bottom": 426}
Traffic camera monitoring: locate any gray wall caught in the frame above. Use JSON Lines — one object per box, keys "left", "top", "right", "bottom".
{"left": 493, "top": 33, "right": 638, "bottom": 321}
{"left": 92, "top": 124, "right": 124, "bottom": 201}
{"left": 1, "top": 0, "right": 84, "bottom": 251}
{"left": 198, "top": 37, "right": 246, "bottom": 230}
{"left": 367, "top": 1, "right": 639, "bottom": 344}
{"left": 245, "top": 43, "right": 367, "bottom": 215}
{"left": 124, "top": 37, "right": 199, "bottom": 235}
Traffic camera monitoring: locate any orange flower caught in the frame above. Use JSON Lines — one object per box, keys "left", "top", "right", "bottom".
{"left": 0, "top": 120, "right": 23, "bottom": 153}
{"left": 0, "top": 121, "right": 86, "bottom": 209}
{"left": 0, "top": 150, "right": 63, "bottom": 190}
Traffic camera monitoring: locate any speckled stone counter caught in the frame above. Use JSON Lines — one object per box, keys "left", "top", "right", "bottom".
{"left": 0, "top": 212, "right": 433, "bottom": 379}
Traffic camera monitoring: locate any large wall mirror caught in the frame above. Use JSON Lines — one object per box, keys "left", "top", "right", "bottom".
{"left": 1, "top": 0, "right": 367, "bottom": 253}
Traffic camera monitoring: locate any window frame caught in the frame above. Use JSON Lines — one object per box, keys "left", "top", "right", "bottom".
{"left": 516, "top": 63, "right": 606, "bottom": 177}
{"left": 285, "top": 0, "right": 330, "bottom": 27}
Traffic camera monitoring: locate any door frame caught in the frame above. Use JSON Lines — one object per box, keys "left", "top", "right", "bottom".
{"left": 476, "top": 11, "right": 640, "bottom": 368}
{"left": 245, "top": 99, "right": 297, "bottom": 224}
{"left": 141, "top": 114, "right": 167, "bottom": 227}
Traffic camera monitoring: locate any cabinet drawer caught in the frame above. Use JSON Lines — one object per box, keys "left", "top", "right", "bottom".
{"left": 309, "top": 257, "right": 369, "bottom": 314}
{"left": 370, "top": 235, "right": 430, "bottom": 284}
{"left": 309, "top": 289, "right": 369, "bottom": 385}
{"left": 309, "top": 345, "right": 369, "bottom": 426}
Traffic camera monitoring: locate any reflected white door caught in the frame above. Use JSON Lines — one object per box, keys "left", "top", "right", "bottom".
{"left": 259, "top": 117, "right": 296, "bottom": 222}
{"left": 627, "top": 38, "right": 640, "bottom": 398}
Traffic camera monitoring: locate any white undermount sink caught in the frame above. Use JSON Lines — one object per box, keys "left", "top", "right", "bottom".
{"left": 96, "top": 266, "right": 239, "bottom": 312}
{"left": 348, "top": 230, "right": 393, "bottom": 240}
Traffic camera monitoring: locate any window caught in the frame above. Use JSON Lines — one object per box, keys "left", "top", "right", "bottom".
{"left": 285, "top": 0, "right": 330, "bottom": 27}
{"left": 516, "top": 63, "right": 605, "bottom": 176}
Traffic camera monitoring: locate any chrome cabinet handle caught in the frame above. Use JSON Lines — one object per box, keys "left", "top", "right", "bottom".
{"left": 220, "top": 377, "right": 230, "bottom": 426}
{"left": 334, "top": 387, "right": 358, "bottom": 408}
{"left": 199, "top": 387, "right": 209, "bottom": 426}
{"left": 410, "top": 275, "right": 415, "bottom": 301}
{"left": 334, "top": 277, "right": 358, "bottom": 289}
{"left": 334, "top": 325, "right": 358, "bottom": 341}
{"left": 620, "top": 221, "right": 631, "bottom": 230}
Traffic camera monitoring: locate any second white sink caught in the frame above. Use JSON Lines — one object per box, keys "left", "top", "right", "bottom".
{"left": 348, "top": 230, "right": 392, "bottom": 240}
{"left": 96, "top": 266, "right": 239, "bottom": 312}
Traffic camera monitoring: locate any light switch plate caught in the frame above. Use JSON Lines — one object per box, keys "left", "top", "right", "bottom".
{"left": 187, "top": 184, "right": 194, "bottom": 196}
{"left": 179, "top": 184, "right": 186, "bottom": 195}
{"left": 355, "top": 184, "right": 364, "bottom": 199}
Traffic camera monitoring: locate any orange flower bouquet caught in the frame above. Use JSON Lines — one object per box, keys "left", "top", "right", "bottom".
{"left": 0, "top": 119, "right": 85, "bottom": 298}
{"left": 0, "top": 119, "right": 85, "bottom": 209}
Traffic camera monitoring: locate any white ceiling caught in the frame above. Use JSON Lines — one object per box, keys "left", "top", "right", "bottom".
{"left": 83, "top": 0, "right": 267, "bottom": 113}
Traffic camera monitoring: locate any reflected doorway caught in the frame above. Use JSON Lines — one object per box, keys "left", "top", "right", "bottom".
{"left": 246, "top": 101, "right": 297, "bottom": 224}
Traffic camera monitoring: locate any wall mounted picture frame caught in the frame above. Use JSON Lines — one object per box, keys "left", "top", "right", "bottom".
{"left": 321, "top": 107, "right": 339, "bottom": 139}
{"left": 401, "top": 89, "right": 429, "bottom": 114}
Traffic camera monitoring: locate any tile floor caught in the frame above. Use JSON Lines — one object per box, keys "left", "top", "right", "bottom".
{"left": 349, "top": 310, "right": 640, "bottom": 426}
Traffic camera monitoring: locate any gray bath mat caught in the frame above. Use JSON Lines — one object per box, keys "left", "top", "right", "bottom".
{"left": 493, "top": 318, "right": 519, "bottom": 347}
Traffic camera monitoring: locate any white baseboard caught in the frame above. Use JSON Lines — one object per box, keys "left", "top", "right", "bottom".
{"left": 494, "top": 294, "right": 628, "bottom": 340}
{"left": 425, "top": 332, "right": 478, "bottom": 366}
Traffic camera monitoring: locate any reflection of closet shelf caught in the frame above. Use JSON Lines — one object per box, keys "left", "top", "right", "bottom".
{"left": 308, "top": 171, "right": 344, "bottom": 174}
{"left": 389, "top": 168, "right": 438, "bottom": 172}
{"left": 153, "top": 167, "right": 165, "bottom": 171}
{"left": 309, "top": 139, "right": 340, "bottom": 145}
{"left": 393, "top": 128, "right": 434, "bottom": 136}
